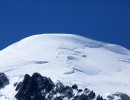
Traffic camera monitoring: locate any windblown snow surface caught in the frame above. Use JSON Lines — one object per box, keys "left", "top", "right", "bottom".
{"left": 0, "top": 34, "right": 130, "bottom": 100}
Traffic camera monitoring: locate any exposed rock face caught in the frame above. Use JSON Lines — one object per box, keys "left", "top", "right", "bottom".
{"left": 15, "top": 73, "right": 55, "bottom": 100}
{"left": 14, "top": 72, "right": 130, "bottom": 100}
{"left": 15, "top": 72, "right": 105, "bottom": 100}
{"left": 107, "top": 92, "right": 130, "bottom": 100}
{"left": 96, "top": 95, "right": 103, "bottom": 100}
{"left": 0, "top": 73, "right": 9, "bottom": 89}
{"left": 72, "top": 84, "right": 78, "bottom": 90}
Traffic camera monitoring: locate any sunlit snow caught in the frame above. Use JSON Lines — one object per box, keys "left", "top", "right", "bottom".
{"left": 0, "top": 34, "right": 130, "bottom": 99}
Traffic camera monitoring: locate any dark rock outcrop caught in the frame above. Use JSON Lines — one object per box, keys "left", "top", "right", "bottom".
{"left": 72, "top": 84, "right": 78, "bottom": 90}
{"left": 88, "top": 90, "right": 96, "bottom": 99}
{"left": 15, "top": 73, "right": 55, "bottom": 100}
{"left": 96, "top": 95, "right": 103, "bottom": 100}
{"left": 0, "top": 72, "right": 9, "bottom": 89}
{"left": 15, "top": 72, "right": 106, "bottom": 100}
{"left": 107, "top": 92, "right": 130, "bottom": 100}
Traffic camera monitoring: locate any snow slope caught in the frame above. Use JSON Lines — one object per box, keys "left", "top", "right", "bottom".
{"left": 0, "top": 34, "right": 130, "bottom": 99}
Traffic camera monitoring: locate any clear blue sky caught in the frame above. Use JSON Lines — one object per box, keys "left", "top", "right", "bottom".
{"left": 0, "top": 0, "right": 130, "bottom": 50}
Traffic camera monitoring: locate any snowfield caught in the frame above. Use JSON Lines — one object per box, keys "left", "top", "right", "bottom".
{"left": 0, "top": 34, "right": 130, "bottom": 100}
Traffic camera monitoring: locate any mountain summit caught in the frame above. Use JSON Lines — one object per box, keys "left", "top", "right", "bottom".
{"left": 0, "top": 34, "right": 130, "bottom": 99}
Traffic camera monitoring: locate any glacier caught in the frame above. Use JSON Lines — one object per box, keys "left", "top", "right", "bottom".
{"left": 0, "top": 34, "right": 130, "bottom": 100}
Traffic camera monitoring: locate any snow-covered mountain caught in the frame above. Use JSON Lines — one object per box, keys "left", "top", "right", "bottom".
{"left": 0, "top": 34, "right": 130, "bottom": 100}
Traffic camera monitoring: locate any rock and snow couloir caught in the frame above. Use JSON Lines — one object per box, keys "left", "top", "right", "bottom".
{"left": 0, "top": 34, "right": 130, "bottom": 100}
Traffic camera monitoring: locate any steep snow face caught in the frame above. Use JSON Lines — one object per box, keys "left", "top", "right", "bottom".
{"left": 0, "top": 34, "right": 130, "bottom": 99}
